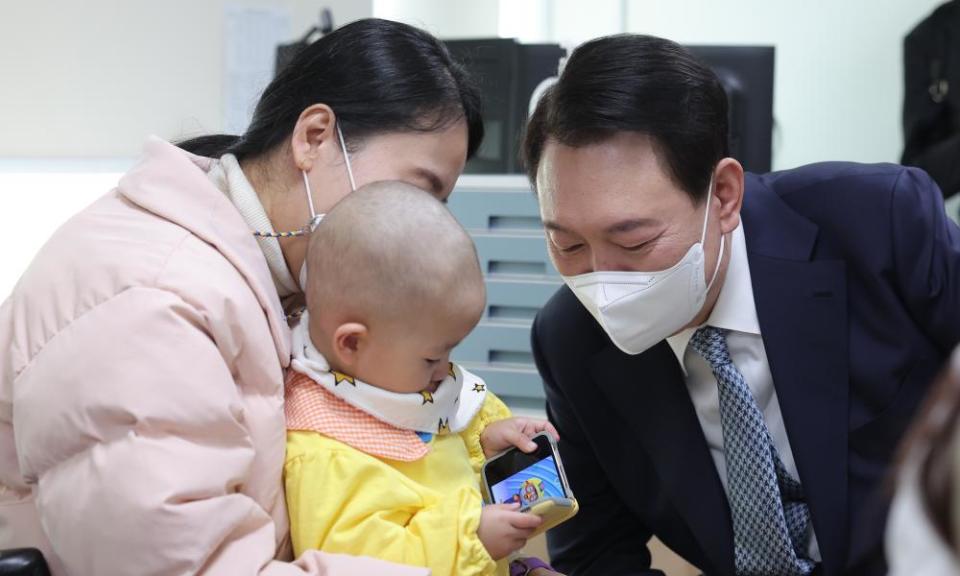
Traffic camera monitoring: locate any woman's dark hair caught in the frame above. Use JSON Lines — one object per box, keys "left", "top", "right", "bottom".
{"left": 522, "top": 34, "right": 729, "bottom": 201}
{"left": 896, "top": 359, "right": 960, "bottom": 546}
{"left": 178, "top": 18, "right": 483, "bottom": 161}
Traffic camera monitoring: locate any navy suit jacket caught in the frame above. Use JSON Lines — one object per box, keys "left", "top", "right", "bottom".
{"left": 532, "top": 163, "right": 960, "bottom": 576}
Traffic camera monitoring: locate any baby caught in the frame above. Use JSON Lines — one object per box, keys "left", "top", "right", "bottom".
{"left": 284, "top": 181, "right": 558, "bottom": 576}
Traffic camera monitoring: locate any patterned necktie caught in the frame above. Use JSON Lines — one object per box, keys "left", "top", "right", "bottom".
{"left": 689, "top": 326, "right": 815, "bottom": 576}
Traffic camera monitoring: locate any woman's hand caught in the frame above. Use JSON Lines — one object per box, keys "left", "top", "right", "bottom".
{"left": 480, "top": 417, "right": 559, "bottom": 458}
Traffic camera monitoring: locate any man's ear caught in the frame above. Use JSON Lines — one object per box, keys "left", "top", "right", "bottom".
{"left": 713, "top": 157, "right": 745, "bottom": 234}
{"left": 330, "top": 322, "right": 368, "bottom": 370}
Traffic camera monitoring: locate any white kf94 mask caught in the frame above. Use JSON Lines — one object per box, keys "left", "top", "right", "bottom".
{"left": 562, "top": 180, "right": 725, "bottom": 355}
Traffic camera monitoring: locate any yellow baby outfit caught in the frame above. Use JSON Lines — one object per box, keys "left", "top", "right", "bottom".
{"left": 284, "top": 317, "right": 512, "bottom": 576}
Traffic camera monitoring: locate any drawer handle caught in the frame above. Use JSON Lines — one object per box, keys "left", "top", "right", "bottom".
{"left": 488, "top": 350, "right": 535, "bottom": 365}
{"left": 488, "top": 260, "right": 547, "bottom": 275}
{"left": 488, "top": 305, "right": 539, "bottom": 322}
{"left": 489, "top": 215, "right": 541, "bottom": 230}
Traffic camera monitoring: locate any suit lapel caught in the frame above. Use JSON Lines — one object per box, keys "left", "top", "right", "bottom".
{"left": 592, "top": 343, "right": 736, "bottom": 576}
{"left": 743, "top": 176, "right": 849, "bottom": 576}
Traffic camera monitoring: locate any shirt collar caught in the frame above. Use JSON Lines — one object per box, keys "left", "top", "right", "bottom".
{"left": 207, "top": 153, "right": 300, "bottom": 298}
{"left": 666, "top": 223, "right": 760, "bottom": 373}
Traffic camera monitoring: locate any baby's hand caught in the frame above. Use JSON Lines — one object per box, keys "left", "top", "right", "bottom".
{"left": 480, "top": 417, "right": 559, "bottom": 458}
{"left": 477, "top": 503, "right": 543, "bottom": 560}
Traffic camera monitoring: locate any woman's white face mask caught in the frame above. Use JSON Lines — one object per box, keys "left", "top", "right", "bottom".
{"left": 562, "top": 179, "right": 725, "bottom": 355}
{"left": 301, "top": 123, "right": 357, "bottom": 234}
{"left": 297, "top": 124, "right": 357, "bottom": 291}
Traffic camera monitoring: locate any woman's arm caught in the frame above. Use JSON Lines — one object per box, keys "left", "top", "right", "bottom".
{"left": 12, "top": 288, "right": 424, "bottom": 576}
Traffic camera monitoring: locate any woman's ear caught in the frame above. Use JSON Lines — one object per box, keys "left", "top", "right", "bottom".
{"left": 331, "top": 322, "right": 368, "bottom": 370}
{"left": 713, "top": 157, "right": 745, "bottom": 234}
{"left": 290, "top": 103, "right": 338, "bottom": 172}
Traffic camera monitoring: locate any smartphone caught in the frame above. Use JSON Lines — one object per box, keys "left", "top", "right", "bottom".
{"left": 481, "top": 432, "right": 573, "bottom": 510}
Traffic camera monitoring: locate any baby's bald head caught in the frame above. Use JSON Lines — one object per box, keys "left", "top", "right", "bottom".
{"left": 305, "top": 181, "right": 485, "bottom": 333}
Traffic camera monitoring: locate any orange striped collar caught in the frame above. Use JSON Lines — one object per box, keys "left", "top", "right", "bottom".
{"left": 285, "top": 371, "right": 430, "bottom": 462}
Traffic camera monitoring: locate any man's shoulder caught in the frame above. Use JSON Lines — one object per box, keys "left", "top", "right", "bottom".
{"left": 747, "top": 162, "right": 930, "bottom": 226}
{"left": 752, "top": 161, "right": 906, "bottom": 199}
{"left": 535, "top": 285, "right": 609, "bottom": 361}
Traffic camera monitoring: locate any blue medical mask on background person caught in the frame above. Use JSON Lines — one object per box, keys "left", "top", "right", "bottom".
{"left": 562, "top": 179, "right": 725, "bottom": 355}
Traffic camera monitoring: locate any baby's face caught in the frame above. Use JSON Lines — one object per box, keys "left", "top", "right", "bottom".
{"left": 356, "top": 308, "right": 480, "bottom": 395}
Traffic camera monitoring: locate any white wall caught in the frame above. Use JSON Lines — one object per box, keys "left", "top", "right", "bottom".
{"left": 0, "top": 0, "right": 944, "bottom": 164}
{"left": 0, "top": 167, "right": 125, "bottom": 298}
{"left": 375, "top": 0, "right": 622, "bottom": 45}
{"left": 625, "top": 0, "right": 942, "bottom": 170}
{"left": 549, "top": 0, "right": 625, "bottom": 43}
{"left": 374, "top": 0, "right": 500, "bottom": 38}
{"left": 3, "top": 0, "right": 955, "bottom": 297}
{"left": 0, "top": 0, "right": 372, "bottom": 296}
{"left": 0, "top": 0, "right": 373, "bottom": 158}
{"left": 382, "top": 0, "right": 942, "bottom": 170}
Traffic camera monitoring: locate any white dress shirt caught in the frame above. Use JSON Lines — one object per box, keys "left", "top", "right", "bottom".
{"left": 666, "top": 223, "right": 822, "bottom": 562}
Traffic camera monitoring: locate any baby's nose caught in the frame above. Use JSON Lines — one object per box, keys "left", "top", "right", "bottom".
{"left": 430, "top": 361, "right": 451, "bottom": 382}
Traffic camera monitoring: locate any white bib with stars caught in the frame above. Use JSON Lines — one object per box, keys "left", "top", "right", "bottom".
{"left": 290, "top": 314, "right": 487, "bottom": 434}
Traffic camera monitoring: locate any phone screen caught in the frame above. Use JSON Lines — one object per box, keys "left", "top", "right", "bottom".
{"left": 486, "top": 435, "right": 567, "bottom": 508}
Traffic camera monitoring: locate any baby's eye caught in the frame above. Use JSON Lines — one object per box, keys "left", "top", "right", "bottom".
{"left": 425, "top": 358, "right": 441, "bottom": 365}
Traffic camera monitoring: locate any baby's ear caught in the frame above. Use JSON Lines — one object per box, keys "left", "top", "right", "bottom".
{"left": 332, "top": 322, "right": 368, "bottom": 366}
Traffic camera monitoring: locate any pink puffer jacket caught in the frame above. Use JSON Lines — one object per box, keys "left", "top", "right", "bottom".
{"left": 0, "top": 138, "right": 428, "bottom": 576}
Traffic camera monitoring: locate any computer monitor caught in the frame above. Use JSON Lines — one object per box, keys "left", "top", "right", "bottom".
{"left": 444, "top": 39, "right": 566, "bottom": 174}
{"left": 448, "top": 41, "right": 774, "bottom": 175}
{"left": 278, "top": 36, "right": 775, "bottom": 175}
{"left": 687, "top": 45, "right": 776, "bottom": 174}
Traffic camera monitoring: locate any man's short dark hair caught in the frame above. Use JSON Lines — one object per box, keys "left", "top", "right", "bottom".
{"left": 522, "top": 34, "right": 730, "bottom": 202}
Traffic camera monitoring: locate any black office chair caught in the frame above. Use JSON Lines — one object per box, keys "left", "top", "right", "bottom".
{"left": 0, "top": 549, "right": 50, "bottom": 576}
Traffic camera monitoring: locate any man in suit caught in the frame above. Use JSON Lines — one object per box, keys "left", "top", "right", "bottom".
{"left": 522, "top": 34, "right": 960, "bottom": 575}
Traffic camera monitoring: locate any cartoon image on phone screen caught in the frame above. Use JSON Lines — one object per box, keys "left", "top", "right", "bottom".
{"left": 483, "top": 433, "right": 572, "bottom": 510}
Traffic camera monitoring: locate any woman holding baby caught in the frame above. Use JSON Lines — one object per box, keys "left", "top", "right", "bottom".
{"left": 0, "top": 17, "right": 559, "bottom": 576}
